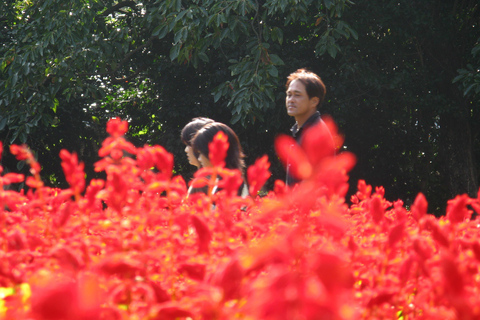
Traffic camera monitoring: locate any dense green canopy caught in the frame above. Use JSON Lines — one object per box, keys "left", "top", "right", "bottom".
{"left": 1, "top": 0, "right": 479, "bottom": 214}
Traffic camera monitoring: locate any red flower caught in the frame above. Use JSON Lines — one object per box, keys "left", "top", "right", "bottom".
{"left": 356, "top": 180, "right": 372, "bottom": 201}
{"left": 446, "top": 194, "right": 471, "bottom": 224}
{"left": 411, "top": 193, "right": 428, "bottom": 221}
{"left": 106, "top": 117, "right": 128, "bottom": 137}
{"left": 370, "top": 194, "right": 385, "bottom": 224}
{"left": 59, "top": 149, "right": 86, "bottom": 195}
{"left": 247, "top": 155, "right": 271, "bottom": 196}
{"left": 211, "top": 259, "right": 244, "bottom": 301}
{"left": 178, "top": 263, "right": 206, "bottom": 281}
{"left": 10, "top": 144, "right": 41, "bottom": 175}
{"left": 209, "top": 131, "right": 229, "bottom": 168}
{"left": 274, "top": 134, "right": 312, "bottom": 180}
{"left": 191, "top": 215, "right": 212, "bottom": 254}
{"left": 1, "top": 172, "right": 24, "bottom": 185}
{"left": 301, "top": 116, "right": 339, "bottom": 166}
{"left": 217, "top": 168, "right": 243, "bottom": 197}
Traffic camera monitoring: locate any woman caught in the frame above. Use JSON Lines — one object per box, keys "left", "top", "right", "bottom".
{"left": 181, "top": 117, "right": 215, "bottom": 168}
{"left": 191, "top": 122, "right": 248, "bottom": 197}
{"left": 181, "top": 117, "right": 214, "bottom": 195}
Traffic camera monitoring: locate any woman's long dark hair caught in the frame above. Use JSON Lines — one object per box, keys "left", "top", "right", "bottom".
{"left": 180, "top": 117, "right": 214, "bottom": 146}
{"left": 192, "top": 122, "right": 245, "bottom": 172}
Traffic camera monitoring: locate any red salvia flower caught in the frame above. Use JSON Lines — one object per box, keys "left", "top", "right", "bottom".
{"left": 356, "top": 179, "right": 372, "bottom": 201}
{"left": 191, "top": 215, "right": 212, "bottom": 254}
{"left": 247, "top": 155, "right": 271, "bottom": 196}
{"left": 106, "top": 117, "right": 129, "bottom": 137}
{"left": 209, "top": 131, "right": 229, "bottom": 168}
{"left": 59, "top": 149, "right": 86, "bottom": 195}
{"left": 446, "top": 194, "right": 471, "bottom": 224}
{"left": 274, "top": 134, "right": 312, "bottom": 180}
{"left": 411, "top": 192, "right": 428, "bottom": 221}
{"left": 301, "top": 116, "right": 338, "bottom": 166}
{"left": 1, "top": 172, "right": 24, "bottom": 185}
{"left": 178, "top": 263, "right": 206, "bottom": 281}
{"left": 217, "top": 168, "right": 243, "bottom": 197}
{"left": 10, "top": 144, "right": 41, "bottom": 175}
{"left": 370, "top": 194, "right": 384, "bottom": 224}
{"left": 211, "top": 259, "right": 244, "bottom": 301}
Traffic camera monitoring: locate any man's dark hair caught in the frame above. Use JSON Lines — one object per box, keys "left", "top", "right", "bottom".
{"left": 192, "top": 122, "right": 245, "bottom": 172}
{"left": 181, "top": 117, "right": 214, "bottom": 146}
{"left": 286, "top": 68, "right": 326, "bottom": 108}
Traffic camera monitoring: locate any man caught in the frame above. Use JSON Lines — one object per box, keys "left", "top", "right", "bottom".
{"left": 285, "top": 68, "right": 328, "bottom": 186}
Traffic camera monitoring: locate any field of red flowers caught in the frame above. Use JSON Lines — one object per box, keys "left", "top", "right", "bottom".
{"left": 1, "top": 117, "right": 480, "bottom": 320}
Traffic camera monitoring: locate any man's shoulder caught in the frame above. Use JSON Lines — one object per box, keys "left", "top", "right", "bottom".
{"left": 303, "top": 111, "right": 322, "bottom": 129}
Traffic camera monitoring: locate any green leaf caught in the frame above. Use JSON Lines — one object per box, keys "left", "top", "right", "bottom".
{"left": 231, "top": 112, "right": 241, "bottom": 124}
{"left": 213, "top": 89, "right": 222, "bottom": 102}
{"left": 0, "top": 117, "right": 7, "bottom": 131}
{"left": 269, "top": 54, "right": 284, "bottom": 65}
{"left": 53, "top": 98, "right": 59, "bottom": 113}
{"left": 170, "top": 45, "right": 181, "bottom": 61}
{"left": 267, "top": 66, "right": 278, "bottom": 77}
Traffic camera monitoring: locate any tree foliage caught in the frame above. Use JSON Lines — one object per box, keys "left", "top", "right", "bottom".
{"left": 1, "top": 0, "right": 479, "bottom": 215}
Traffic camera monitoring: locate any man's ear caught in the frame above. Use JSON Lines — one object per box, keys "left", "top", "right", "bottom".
{"left": 310, "top": 96, "right": 320, "bottom": 109}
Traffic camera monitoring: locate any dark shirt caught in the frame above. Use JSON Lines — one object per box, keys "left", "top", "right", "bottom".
{"left": 286, "top": 111, "right": 322, "bottom": 186}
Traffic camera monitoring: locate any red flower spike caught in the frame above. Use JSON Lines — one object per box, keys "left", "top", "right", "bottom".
{"left": 398, "top": 255, "right": 415, "bottom": 284}
{"left": 96, "top": 254, "right": 144, "bottom": 278}
{"left": 106, "top": 117, "right": 128, "bottom": 137}
{"left": 151, "top": 303, "right": 193, "bottom": 320}
{"left": 423, "top": 217, "right": 450, "bottom": 248}
{"left": 441, "top": 254, "right": 464, "bottom": 295}
{"left": 356, "top": 180, "right": 372, "bottom": 201}
{"left": 148, "top": 280, "right": 171, "bottom": 303}
{"left": 53, "top": 201, "right": 73, "bottom": 228}
{"left": 49, "top": 246, "right": 84, "bottom": 271}
{"left": 31, "top": 280, "right": 79, "bottom": 320}
{"left": 209, "top": 131, "right": 229, "bottom": 167}
{"left": 274, "top": 134, "right": 312, "bottom": 180}
{"left": 273, "top": 179, "right": 288, "bottom": 196}
{"left": 393, "top": 200, "right": 408, "bottom": 222}
{"left": 85, "top": 179, "right": 105, "bottom": 206}
{"left": 31, "top": 277, "right": 102, "bottom": 320}
{"left": 411, "top": 193, "right": 428, "bottom": 221}
{"left": 191, "top": 215, "right": 212, "bottom": 254}
{"left": 247, "top": 155, "right": 271, "bottom": 196}
{"left": 1, "top": 173, "right": 25, "bottom": 185}
{"left": 10, "top": 144, "right": 41, "bottom": 174}
{"left": 9, "top": 144, "right": 30, "bottom": 161}
{"left": 388, "top": 221, "right": 405, "bottom": 247}
{"left": 26, "top": 176, "right": 44, "bottom": 189}
{"left": 446, "top": 194, "right": 471, "bottom": 224}
{"left": 313, "top": 251, "right": 354, "bottom": 292}
{"left": 153, "top": 146, "right": 174, "bottom": 178}
{"left": 7, "top": 228, "right": 28, "bottom": 251}
{"left": 367, "top": 290, "right": 396, "bottom": 308}
{"left": 217, "top": 168, "right": 243, "bottom": 197}
{"left": 370, "top": 194, "right": 384, "bottom": 224}
{"left": 59, "top": 149, "right": 86, "bottom": 194}
{"left": 301, "top": 117, "right": 337, "bottom": 166}
{"left": 471, "top": 241, "right": 480, "bottom": 261}
{"left": 178, "top": 263, "right": 206, "bottom": 281}
{"left": 211, "top": 259, "right": 244, "bottom": 301}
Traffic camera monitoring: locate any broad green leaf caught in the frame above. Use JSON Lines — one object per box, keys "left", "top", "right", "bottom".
{"left": 170, "top": 45, "right": 181, "bottom": 61}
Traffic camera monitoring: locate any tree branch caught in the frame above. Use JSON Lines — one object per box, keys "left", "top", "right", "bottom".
{"left": 100, "top": 1, "right": 137, "bottom": 17}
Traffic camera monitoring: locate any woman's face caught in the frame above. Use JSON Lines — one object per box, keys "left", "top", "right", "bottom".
{"left": 185, "top": 145, "right": 200, "bottom": 167}
{"left": 198, "top": 153, "right": 212, "bottom": 168}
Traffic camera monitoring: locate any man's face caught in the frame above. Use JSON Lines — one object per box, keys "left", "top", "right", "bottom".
{"left": 286, "top": 79, "right": 318, "bottom": 120}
